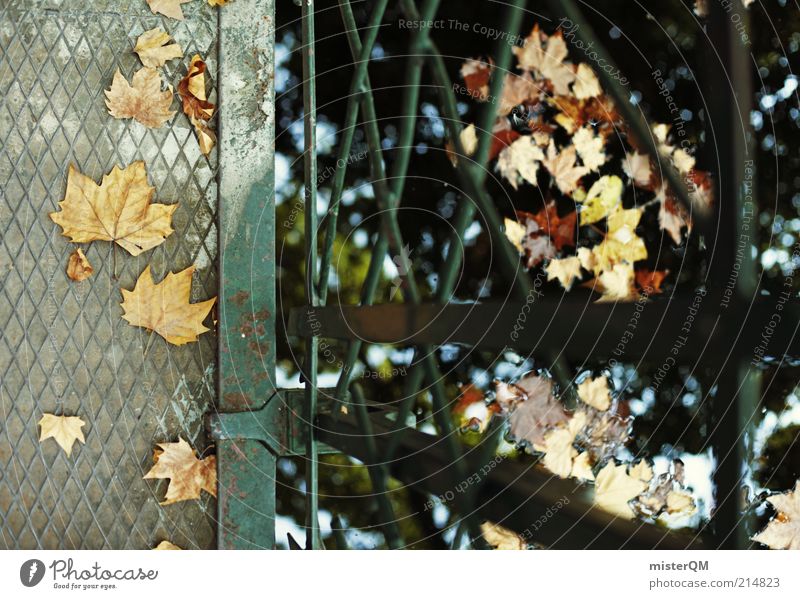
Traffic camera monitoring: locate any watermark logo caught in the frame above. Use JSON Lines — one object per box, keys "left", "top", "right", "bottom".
{"left": 389, "top": 244, "right": 413, "bottom": 300}
{"left": 20, "top": 559, "right": 45, "bottom": 587}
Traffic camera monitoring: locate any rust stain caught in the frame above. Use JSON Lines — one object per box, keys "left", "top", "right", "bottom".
{"left": 229, "top": 290, "right": 250, "bottom": 306}
{"left": 223, "top": 392, "right": 250, "bottom": 410}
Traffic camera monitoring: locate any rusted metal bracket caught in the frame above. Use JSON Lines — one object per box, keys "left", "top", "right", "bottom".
{"left": 207, "top": 389, "right": 338, "bottom": 456}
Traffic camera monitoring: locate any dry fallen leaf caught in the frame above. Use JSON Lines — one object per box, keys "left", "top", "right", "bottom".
{"left": 66, "top": 248, "right": 93, "bottom": 282}
{"left": 540, "top": 410, "right": 588, "bottom": 478}
{"left": 496, "top": 135, "right": 544, "bottom": 189}
{"left": 50, "top": 162, "right": 176, "bottom": 256}
{"left": 542, "top": 141, "right": 589, "bottom": 195}
{"left": 146, "top": 0, "right": 192, "bottom": 20}
{"left": 752, "top": 481, "right": 800, "bottom": 550}
{"left": 143, "top": 437, "right": 216, "bottom": 505}
{"left": 595, "top": 263, "right": 637, "bottom": 301}
{"left": 622, "top": 152, "right": 653, "bottom": 188}
{"left": 591, "top": 207, "right": 648, "bottom": 274}
{"left": 460, "top": 58, "right": 492, "bottom": 100}
{"left": 179, "top": 55, "right": 217, "bottom": 155}
{"left": 153, "top": 540, "right": 182, "bottom": 550}
{"left": 577, "top": 375, "right": 611, "bottom": 411}
{"left": 573, "top": 127, "right": 607, "bottom": 172}
{"left": 514, "top": 26, "right": 575, "bottom": 95}
{"left": 446, "top": 124, "right": 478, "bottom": 166}
{"left": 636, "top": 269, "right": 668, "bottom": 294}
{"left": 505, "top": 374, "right": 569, "bottom": 446}
{"left": 503, "top": 218, "right": 527, "bottom": 254}
{"left": 571, "top": 451, "right": 595, "bottom": 481}
{"left": 594, "top": 461, "right": 650, "bottom": 519}
{"left": 121, "top": 265, "right": 216, "bottom": 346}
{"left": 530, "top": 202, "right": 576, "bottom": 250}
{"left": 208, "top": 0, "right": 232, "bottom": 5}
{"left": 105, "top": 67, "right": 176, "bottom": 128}
{"left": 633, "top": 460, "right": 696, "bottom": 519}
{"left": 498, "top": 72, "right": 541, "bottom": 115}
{"left": 545, "top": 256, "right": 582, "bottom": 291}
{"left": 572, "top": 63, "right": 602, "bottom": 100}
{"left": 38, "top": 414, "right": 85, "bottom": 456}
{"left": 481, "top": 522, "right": 526, "bottom": 550}
{"left": 134, "top": 28, "right": 183, "bottom": 69}
{"left": 579, "top": 174, "right": 623, "bottom": 225}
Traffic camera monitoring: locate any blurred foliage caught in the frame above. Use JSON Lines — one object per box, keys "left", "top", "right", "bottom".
{"left": 272, "top": 0, "right": 800, "bottom": 547}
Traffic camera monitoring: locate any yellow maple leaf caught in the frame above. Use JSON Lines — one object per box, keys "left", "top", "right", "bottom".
{"left": 480, "top": 522, "right": 526, "bottom": 550}
{"left": 38, "top": 414, "right": 86, "bottom": 456}
{"left": 504, "top": 217, "right": 527, "bottom": 254}
{"left": 121, "top": 265, "right": 216, "bottom": 345}
{"left": 545, "top": 256, "right": 582, "bottom": 291}
{"left": 571, "top": 451, "right": 595, "bottom": 481}
{"left": 573, "top": 127, "right": 607, "bottom": 172}
{"left": 208, "top": 0, "right": 232, "bottom": 5}
{"left": 66, "top": 248, "right": 93, "bottom": 282}
{"left": 594, "top": 462, "right": 650, "bottom": 519}
{"left": 134, "top": 28, "right": 183, "bottom": 69}
{"left": 577, "top": 375, "right": 611, "bottom": 411}
{"left": 540, "top": 410, "right": 588, "bottom": 478}
{"left": 622, "top": 152, "right": 653, "bottom": 188}
{"left": 573, "top": 63, "right": 602, "bottom": 100}
{"left": 579, "top": 174, "right": 623, "bottom": 225}
{"left": 496, "top": 135, "right": 544, "bottom": 189}
{"left": 592, "top": 207, "right": 648, "bottom": 272}
{"left": 146, "top": 0, "right": 192, "bottom": 20}
{"left": 752, "top": 481, "right": 800, "bottom": 550}
{"left": 104, "top": 67, "right": 176, "bottom": 128}
{"left": 143, "top": 437, "right": 216, "bottom": 505}
{"left": 595, "top": 263, "right": 637, "bottom": 301}
{"left": 50, "top": 162, "right": 176, "bottom": 256}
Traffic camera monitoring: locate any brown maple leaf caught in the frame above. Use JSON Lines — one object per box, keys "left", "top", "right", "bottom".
{"left": 460, "top": 57, "right": 493, "bottom": 100}
{"left": 66, "top": 248, "right": 93, "bottom": 282}
{"left": 488, "top": 119, "right": 522, "bottom": 161}
{"left": 105, "top": 67, "right": 176, "bottom": 128}
{"left": 49, "top": 162, "right": 176, "bottom": 256}
{"left": 121, "top": 265, "right": 216, "bottom": 346}
{"left": 503, "top": 374, "right": 569, "bottom": 446}
{"left": 530, "top": 202, "right": 577, "bottom": 250}
{"left": 143, "top": 437, "right": 216, "bottom": 505}
{"left": 635, "top": 269, "right": 668, "bottom": 294}
{"left": 179, "top": 55, "right": 217, "bottom": 155}
{"left": 134, "top": 28, "right": 183, "bottom": 69}
{"left": 146, "top": 0, "right": 192, "bottom": 20}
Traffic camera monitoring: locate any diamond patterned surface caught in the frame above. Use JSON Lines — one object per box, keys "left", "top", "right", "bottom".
{"left": 0, "top": 1, "right": 219, "bottom": 549}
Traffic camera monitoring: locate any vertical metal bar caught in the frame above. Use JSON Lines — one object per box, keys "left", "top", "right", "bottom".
{"left": 706, "top": 1, "right": 757, "bottom": 549}
{"left": 216, "top": 0, "right": 278, "bottom": 549}
{"left": 301, "top": 0, "right": 321, "bottom": 550}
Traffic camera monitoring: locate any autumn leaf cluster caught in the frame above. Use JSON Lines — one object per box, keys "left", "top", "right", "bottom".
{"left": 457, "top": 25, "right": 715, "bottom": 301}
